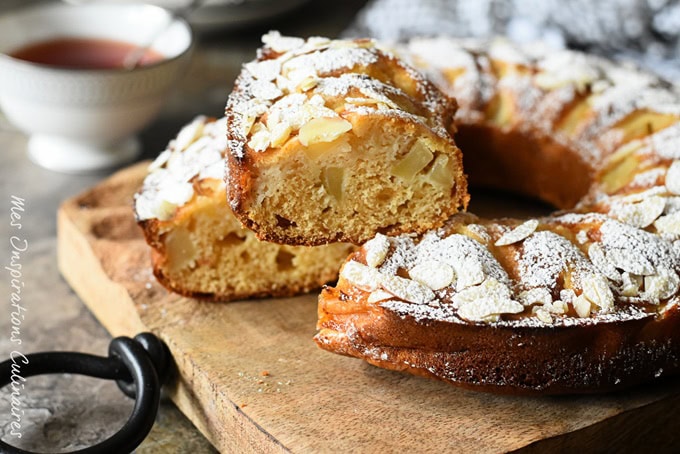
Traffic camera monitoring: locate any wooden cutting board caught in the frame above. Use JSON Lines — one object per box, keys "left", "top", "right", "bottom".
{"left": 57, "top": 162, "right": 680, "bottom": 453}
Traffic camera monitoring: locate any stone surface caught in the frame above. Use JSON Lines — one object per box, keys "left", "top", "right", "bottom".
{"left": 0, "top": 0, "right": 367, "bottom": 451}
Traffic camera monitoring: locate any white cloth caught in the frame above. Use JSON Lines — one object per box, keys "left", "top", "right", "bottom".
{"left": 344, "top": 0, "right": 680, "bottom": 82}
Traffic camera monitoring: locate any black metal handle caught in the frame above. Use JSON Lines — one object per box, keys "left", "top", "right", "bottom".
{"left": 0, "top": 333, "right": 171, "bottom": 454}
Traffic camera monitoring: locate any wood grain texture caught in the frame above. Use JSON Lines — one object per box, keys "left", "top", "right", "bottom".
{"left": 57, "top": 163, "right": 680, "bottom": 453}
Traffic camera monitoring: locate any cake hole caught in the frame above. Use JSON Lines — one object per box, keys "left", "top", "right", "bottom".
{"left": 276, "top": 250, "right": 296, "bottom": 271}
{"left": 218, "top": 232, "right": 247, "bottom": 246}
{"left": 376, "top": 188, "right": 395, "bottom": 202}
{"left": 275, "top": 215, "right": 297, "bottom": 229}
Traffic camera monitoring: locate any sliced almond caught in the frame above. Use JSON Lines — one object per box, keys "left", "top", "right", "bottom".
{"left": 367, "top": 289, "right": 393, "bottom": 304}
{"left": 380, "top": 274, "right": 435, "bottom": 305}
{"left": 588, "top": 243, "right": 622, "bottom": 282}
{"left": 609, "top": 196, "right": 665, "bottom": 228}
{"left": 340, "top": 261, "right": 382, "bottom": 292}
{"left": 363, "top": 233, "right": 390, "bottom": 268}
{"left": 644, "top": 269, "right": 680, "bottom": 303}
{"left": 245, "top": 59, "right": 281, "bottom": 82}
{"left": 519, "top": 287, "right": 552, "bottom": 306}
{"left": 298, "top": 117, "right": 352, "bottom": 146}
{"left": 533, "top": 307, "right": 554, "bottom": 324}
{"left": 454, "top": 278, "right": 524, "bottom": 322}
{"left": 666, "top": 160, "right": 680, "bottom": 195}
{"left": 247, "top": 123, "right": 271, "bottom": 152}
{"left": 174, "top": 118, "right": 205, "bottom": 152}
{"left": 268, "top": 122, "right": 292, "bottom": 148}
{"left": 581, "top": 274, "right": 614, "bottom": 313}
{"left": 391, "top": 140, "right": 434, "bottom": 183}
{"left": 573, "top": 294, "right": 592, "bottom": 318}
{"left": 409, "top": 261, "right": 455, "bottom": 291}
{"left": 621, "top": 272, "right": 643, "bottom": 297}
{"left": 495, "top": 219, "right": 539, "bottom": 246}
{"left": 654, "top": 211, "right": 680, "bottom": 235}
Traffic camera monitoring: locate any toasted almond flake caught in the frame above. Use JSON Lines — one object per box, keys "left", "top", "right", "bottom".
{"left": 573, "top": 294, "right": 592, "bottom": 318}
{"left": 245, "top": 59, "right": 281, "bottom": 82}
{"left": 454, "top": 278, "right": 523, "bottom": 322}
{"left": 247, "top": 123, "right": 271, "bottom": 152}
{"left": 609, "top": 196, "right": 666, "bottom": 228}
{"left": 380, "top": 274, "right": 434, "bottom": 305}
{"left": 581, "top": 273, "right": 615, "bottom": 312}
{"left": 519, "top": 287, "right": 552, "bottom": 306}
{"left": 654, "top": 211, "right": 680, "bottom": 235}
{"left": 533, "top": 307, "right": 553, "bottom": 324}
{"left": 298, "top": 117, "right": 352, "bottom": 146}
{"left": 666, "top": 160, "right": 680, "bottom": 195}
{"left": 364, "top": 234, "right": 390, "bottom": 268}
{"left": 239, "top": 115, "right": 257, "bottom": 137}
{"left": 262, "top": 31, "right": 304, "bottom": 53}
{"left": 340, "top": 261, "right": 381, "bottom": 292}
{"left": 298, "top": 76, "right": 319, "bottom": 92}
{"left": 454, "top": 256, "right": 486, "bottom": 290}
{"left": 588, "top": 243, "right": 622, "bottom": 282}
{"left": 495, "top": 219, "right": 539, "bottom": 246}
{"left": 549, "top": 300, "right": 568, "bottom": 314}
{"left": 644, "top": 269, "right": 680, "bottom": 302}
{"left": 174, "top": 118, "right": 205, "bottom": 152}
{"left": 409, "top": 261, "right": 455, "bottom": 290}
{"left": 148, "top": 149, "right": 171, "bottom": 172}
{"left": 268, "top": 122, "right": 292, "bottom": 148}
{"left": 250, "top": 80, "right": 283, "bottom": 100}
{"left": 367, "top": 289, "right": 393, "bottom": 303}
{"left": 621, "top": 272, "right": 644, "bottom": 297}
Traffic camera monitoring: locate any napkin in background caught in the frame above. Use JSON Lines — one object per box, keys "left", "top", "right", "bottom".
{"left": 344, "top": 0, "right": 680, "bottom": 83}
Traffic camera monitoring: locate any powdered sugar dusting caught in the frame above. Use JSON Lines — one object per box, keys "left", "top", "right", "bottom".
{"left": 135, "top": 117, "right": 228, "bottom": 221}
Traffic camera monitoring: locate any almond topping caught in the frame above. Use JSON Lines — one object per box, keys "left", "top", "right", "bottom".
{"left": 363, "top": 234, "right": 390, "bottom": 268}
{"left": 644, "top": 269, "right": 680, "bottom": 303}
{"left": 519, "top": 287, "right": 553, "bottom": 306}
{"left": 454, "top": 278, "right": 523, "bottom": 322}
{"left": 588, "top": 243, "right": 622, "bottom": 282}
{"left": 409, "top": 261, "right": 455, "bottom": 290}
{"left": 247, "top": 123, "right": 271, "bottom": 152}
{"left": 495, "top": 219, "right": 539, "bottom": 246}
{"left": 380, "top": 274, "right": 435, "bottom": 305}
{"left": 581, "top": 273, "right": 614, "bottom": 313}
{"left": 621, "top": 272, "right": 643, "bottom": 297}
{"left": 573, "top": 294, "right": 592, "bottom": 318}
{"left": 654, "top": 211, "right": 680, "bottom": 235}
{"left": 298, "top": 117, "right": 352, "bottom": 146}
{"left": 610, "top": 196, "right": 665, "bottom": 228}
{"left": 666, "top": 160, "right": 680, "bottom": 195}
{"left": 340, "top": 261, "right": 381, "bottom": 292}
{"left": 367, "top": 289, "right": 393, "bottom": 304}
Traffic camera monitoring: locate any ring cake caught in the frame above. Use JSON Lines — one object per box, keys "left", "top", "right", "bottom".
{"left": 135, "top": 116, "right": 354, "bottom": 301}
{"left": 225, "top": 32, "right": 468, "bottom": 246}
{"left": 315, "top": 38, "right": 680, "bottom": 394}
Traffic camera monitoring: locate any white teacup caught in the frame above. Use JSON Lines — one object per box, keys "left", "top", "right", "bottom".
{"left": 0, "top": 2, "right": 194, "bottom": 173}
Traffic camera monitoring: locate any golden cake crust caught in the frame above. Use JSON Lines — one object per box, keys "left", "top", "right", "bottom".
{"left": 316, "top": 38, "right": 680, "bottom": 394}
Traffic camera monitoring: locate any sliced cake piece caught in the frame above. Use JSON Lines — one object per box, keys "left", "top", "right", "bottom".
{"left": 135, "top": 116, "right": 354, "bottom": 301}
{"left": 225, "top": 32, "right": 468, "bottom": 246}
